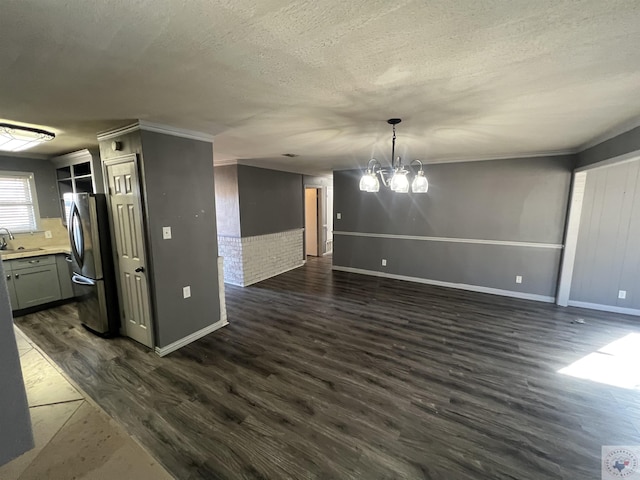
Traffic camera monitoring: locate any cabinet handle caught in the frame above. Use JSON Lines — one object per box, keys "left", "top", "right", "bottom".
{"left": 14, "top": 274, "right": 19, "bottom": 279}
{"left": 5, "top": 275, "right": 10, "bottom": 281}
{"left": 28, "top": 260, "right": 39, "bottom": 264}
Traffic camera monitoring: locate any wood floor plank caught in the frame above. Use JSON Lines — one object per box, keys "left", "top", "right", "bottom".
{"left": 14, "top": 256, "right": 640, "bottom": 479}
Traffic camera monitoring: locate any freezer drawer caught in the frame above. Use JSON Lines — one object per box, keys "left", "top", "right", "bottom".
{"left": 72, "top": 274, "right": 111, "bottom": 335}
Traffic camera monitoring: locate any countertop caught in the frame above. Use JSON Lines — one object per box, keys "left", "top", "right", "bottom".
{"left": 0, "top": 246, "right": 71, "bottom": 261}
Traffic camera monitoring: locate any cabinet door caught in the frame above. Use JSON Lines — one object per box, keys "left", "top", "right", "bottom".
{"left": 14, "top": 265, "right": 62, "bottom": 309}
{"left": 56, "top": 254, "right": 75, "bottom": 299}
{"left": 4, "top": 269, "right": 18, "bottom": 310}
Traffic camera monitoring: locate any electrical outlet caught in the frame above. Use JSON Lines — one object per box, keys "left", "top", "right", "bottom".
{"left": 619, "top": 290, "right": 627, "bottom": 299}
{"left": 515, "top": 275, "right": 523, "bottom": 284}
{"left": 162, "top": 226, "right": 172, "bottom": 240}
{"left": 336, "top": 213, "right": 342, "bottom": 220}
{"left": 183, "top": 286, "right": 191, "bottom": 298}
{"left": 44, "top": 230, "right": 52, "bottom": 239}
{"left": 381, "top": 259, "right": 387, "bottom": 266}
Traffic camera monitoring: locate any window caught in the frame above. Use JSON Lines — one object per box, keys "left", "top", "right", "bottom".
{"left": 0, "top": 171, "right": 40, "bottom": 233}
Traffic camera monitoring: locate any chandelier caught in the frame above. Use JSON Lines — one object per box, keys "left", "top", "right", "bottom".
{"left": 0, "top": 123, "right": 55, "bottom": 152}
{"left": 359, "top": 118, "right": 428, "bottom": 193}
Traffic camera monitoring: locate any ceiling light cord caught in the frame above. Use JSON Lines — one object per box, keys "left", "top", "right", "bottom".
{"left": 391, "top": 123, "right": 397, "bottom": 169}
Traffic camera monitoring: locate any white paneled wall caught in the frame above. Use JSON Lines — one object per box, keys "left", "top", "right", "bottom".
{"left": 570, "top": 159, "right": 640, "bottom": 314}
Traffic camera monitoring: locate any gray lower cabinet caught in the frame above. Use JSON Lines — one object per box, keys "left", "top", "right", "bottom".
{"left": 56, "top": 254, "right": 75, "bottom": 300}
{"left": 5, "top": 255, "right": 63, "bottom": 310}
{"left": 4, "top": 264, "right": 19, "bottom": 308}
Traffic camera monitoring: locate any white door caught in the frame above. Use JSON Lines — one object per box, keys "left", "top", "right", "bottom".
{"left": 305, "top": 188, "right": 319, "bottom": 256}
{"left": 104, "top": 155, "right": 154, "bottom": 348}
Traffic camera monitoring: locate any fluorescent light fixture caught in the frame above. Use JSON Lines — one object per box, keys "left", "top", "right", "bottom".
{"left": 0, "top": 123, "right": 55, "bottom": 152}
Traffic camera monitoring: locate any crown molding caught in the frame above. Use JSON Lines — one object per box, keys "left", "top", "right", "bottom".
{"left": 578, "top": 116, "right": 640, "bottom": 152}
{"left": 331, "top": 148, "right": 577, "bottom": 172}
{"left": 97, "top": 120, "right": 215, "bottom": 143}
{"left": 424, "top": 148, "right": 578, "bottom": 165}
{"left": 51, "top": 148, "right": 91, "bottom": 161}
{"left": 0, "top": 151, "right": 50, "bottom": 160}
{"left": 213, "top": 158, "right": 238, "bottom": 166}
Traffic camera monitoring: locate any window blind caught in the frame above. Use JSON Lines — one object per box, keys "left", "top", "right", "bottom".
{"left": 0, "top": 173, "right": 38, "bottom": 232}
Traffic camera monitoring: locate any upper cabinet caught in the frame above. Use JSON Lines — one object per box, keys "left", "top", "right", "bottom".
{"left": 51, "top": 149, "right": 104, "bottom": 223}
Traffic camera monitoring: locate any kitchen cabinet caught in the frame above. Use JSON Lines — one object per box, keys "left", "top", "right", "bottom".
{"left": 52, "top": 149, "right": 104, "bottom": 224}
{"left": 4, "top": 255, "right": 63, "bottom": 310}
{"left": 56, "top": 254, "right": 75, "bottom": 300}
{"left": 4, "top": 263, "right": 18, "bottom": 308}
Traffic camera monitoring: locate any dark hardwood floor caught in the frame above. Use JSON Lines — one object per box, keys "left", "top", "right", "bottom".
{"left": 15, "top": 256, "right": 640, "bottom": 479}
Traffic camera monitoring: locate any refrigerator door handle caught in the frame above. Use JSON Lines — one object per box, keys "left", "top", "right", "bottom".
{"left": 69, "top": 203, "right": 85, "bottom": 268}
{"left": 72, "top": 274, "right": 96, "bottom": 286}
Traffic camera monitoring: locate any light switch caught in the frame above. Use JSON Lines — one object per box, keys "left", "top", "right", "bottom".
{"left": 183, "top": 286, "right": 191, "bottom": 298}
{"left": 44, "top": 230, "right": 52, "bottom": 239}
{"left": 619, "top": 290, "right": 627, "bottom": 299}
{"left": 162, "top": 226, "right": 172, "bottom": 240}
{"left": 515, "top": 275, "right": 523, "bottom": 284}
{"left": 381, "top": 259, "right": 387, "bottom": 266}
{"left": 337, "top": 213, "right": 342, "bottom": 219}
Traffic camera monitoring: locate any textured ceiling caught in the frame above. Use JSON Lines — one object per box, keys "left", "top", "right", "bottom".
{"left": 2, "top": 0, "right": 640, "bottom": 174}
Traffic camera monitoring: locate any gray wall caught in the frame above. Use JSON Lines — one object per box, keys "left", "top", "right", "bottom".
{"left": 0, "top": 261, "right": 33, "bottom": 466}
{"left": 140, "top": 131, "right": 220, "bottom": 348}
{"left": 333, "top": 155, "right": 574, "bottom": 298}
{"left": 99, "top": 129, "right": 222, "bottom": 349}
{"left": 237, "top": 165, "right": 303, "bottom": 237}
{"left": 214, "top": 165, "right": 241, "bottom": 237}
{"left": 578, "top": 126, "right": 640, "bottom": 169}
{"left": 570, "top": 159, "right": 640, "bottom": 309}
{"left": 0, "top": 154, "right": 59, "bottom": 218}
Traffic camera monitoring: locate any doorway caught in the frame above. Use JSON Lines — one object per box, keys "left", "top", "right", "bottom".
{"left": 305, "top": 188, "right": 319, "bottom": 257}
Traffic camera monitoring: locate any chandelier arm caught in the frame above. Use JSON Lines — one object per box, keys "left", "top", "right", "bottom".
{"left": 409, "top": 159, "right": 424, "bottom": 173}
{"left": 367, "top": 158, "right": 382, "bottom": 172}
{"left": 377, "top": 169, "right": 391, "bottom": 187}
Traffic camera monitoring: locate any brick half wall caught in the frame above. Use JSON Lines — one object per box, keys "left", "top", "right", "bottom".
{"left": 218, "top": 229, "right": 304, "bottom": 287}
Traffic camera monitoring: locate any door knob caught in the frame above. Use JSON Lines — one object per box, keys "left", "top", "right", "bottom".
{"left": 6, "top": 275, "right": 10, "bottom": 280}
{"left": 14, "top": 274, "right": 19, "bottom": 279}
{"left": 135, "top": 267, "right": 145, "bottom": 273}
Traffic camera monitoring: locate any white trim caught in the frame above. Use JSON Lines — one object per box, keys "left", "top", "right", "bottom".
{"left": 578, "top": 117, "right": 640, "bottom": 152}
{"left": 332, "top": 265, "right": 555, "bottom": 303}
{"left": 214, "top": 158, "right": 238, "bottom": 166}
{"left": 97, "top": 120, "right": 214, "bottom": 143}
{"left": 567, "top": 301, "right": 640, "bottom": 317}
{"left": 556, "top": 172, "right": 587, "bottom": 306}
{"left": 575, "top": 150, "right": 640, "bottom": 173}
{"left": 333, "top": 231, "right": 563, "bottom": 249}
{"left": 155, "top": 320, "right": 229, "bottom": 357}
{"left": 0, "top": 151, "right": 49, "bottom": 160}
{"left": 97, "top": 123, "right": 140, "bottom": 141}
{"left": 331, "top": 150, "right": 576, "bottom": 171}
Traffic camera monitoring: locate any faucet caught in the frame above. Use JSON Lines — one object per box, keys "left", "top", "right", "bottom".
{"left": 0, "top": 227, "right": 14, "bottom": 250}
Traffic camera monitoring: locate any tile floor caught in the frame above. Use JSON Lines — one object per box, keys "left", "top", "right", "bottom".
{"left": 0, "top": 326, "right": 173, "bottom": 480}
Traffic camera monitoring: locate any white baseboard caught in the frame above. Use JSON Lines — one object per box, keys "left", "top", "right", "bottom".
{"left": 332, "top": 266, "right": 555, "bottom": 303}
{"left": 567, "top": 301, "right": 640, "bottom": 317}
{"left": 155, "top": 320, "right": 229, "bottom": 357}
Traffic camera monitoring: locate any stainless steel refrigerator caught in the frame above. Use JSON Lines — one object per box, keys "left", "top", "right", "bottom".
{"left": 64, "top": 193, "right": 119, "bottom": 336}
